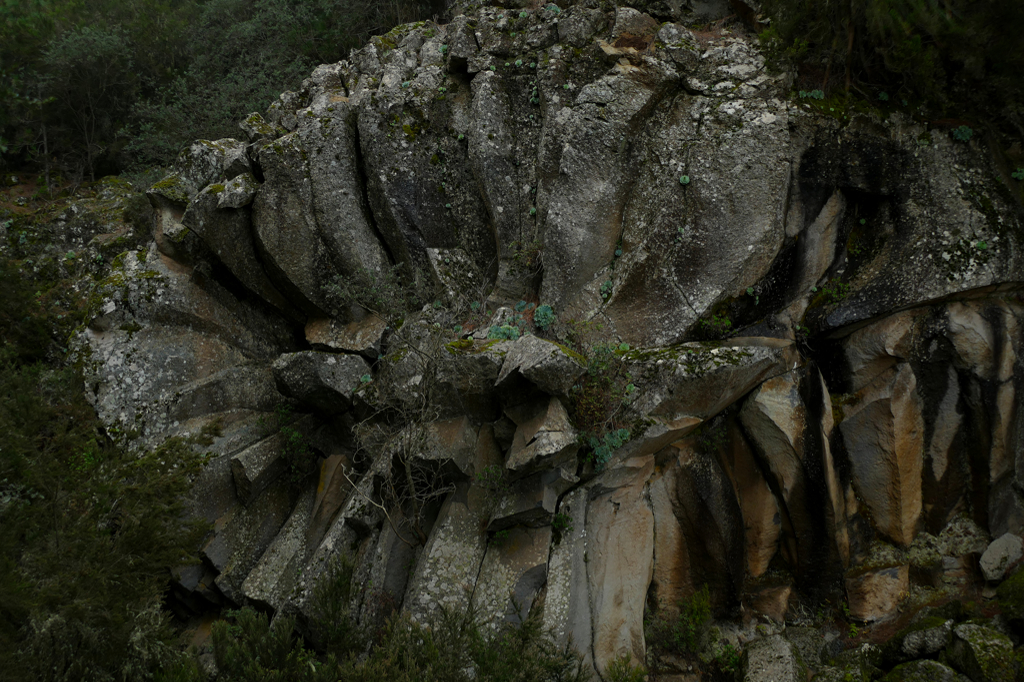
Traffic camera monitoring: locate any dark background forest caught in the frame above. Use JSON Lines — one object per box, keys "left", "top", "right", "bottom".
{"left": 1, "top": 0, "right": 1022, "bottom": 186}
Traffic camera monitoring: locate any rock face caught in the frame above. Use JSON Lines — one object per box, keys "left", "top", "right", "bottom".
{"left": 78, "top": 2, "right": 1024, "bottom": 678}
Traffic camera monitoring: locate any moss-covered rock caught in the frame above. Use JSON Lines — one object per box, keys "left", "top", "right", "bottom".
{"left": 880, "top": 614, "right": 953, "bottom": 666}
{"left": 995, "top": 568, "right": 1024, "bottom": 620}
{"left": 881, "top": 659, "right": 970, "bottom": 682}
{"left": 947, "top": 623, "right": 1015, "bottom": 682}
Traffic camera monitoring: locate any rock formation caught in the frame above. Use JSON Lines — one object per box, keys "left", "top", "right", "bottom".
{"left": 77, "top": 1, "right": 1024, "bottom": 679}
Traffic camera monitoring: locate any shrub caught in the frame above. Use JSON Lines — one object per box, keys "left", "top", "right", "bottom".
{"left": 605, "top": 653, "right": 645, "bottom": 682}
{"left": 647, "top": 585, "right": 713, "bottom": 657}
{"left": 307, "top": 554, "right": 363, "bottom": 656}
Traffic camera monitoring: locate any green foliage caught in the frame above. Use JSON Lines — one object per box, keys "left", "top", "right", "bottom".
{"left": 759, "top": 0, "right": 1024, "bottom": 139}
{"left": 1, "top": 0, "right": 441, "bottom": 174}
{"left": 646, "top": 585, "right": 713, "bottom": 658}
{"left": 488, "top": 324, "right": 521, "bottom": 341}
{"left": 534, "top": 304, "right": 555, "bottom": 330}
{"left": 799, "top": 89, "right": 825, "bottom": 100}
{"left": 606, "top": 653, "right": 645, "bottom": 682}
{"left": 328, "top": 263, "right": 424, "bottom": 325}
{"left": 679, "top": 175, "right": 690, "bottom": 185}
{"left": 207, "top": 604, "right": 591, "bottom": 682}
{"left": 509, "top": 239, "right": 543, "bottom": 277}
{"left": 212, "top": 607, "right": 340, "bottom": 682}
{"left": 952, "top": 125, "right": 974, "bottom": 141}
{"left": 0, "top": 250, "right": 211, "bottom": 681}
{"left": 819, "top": 278, "right": 850, "bottom": 304}
{"left": 587, "top": 429, "right": 632, "bottom": 469}
{"left": 715, "top": 643, "right": 741, "bottom": 675}
{"left": 698, "top": 312, "right": 732, "bottom": 339}
{"left": 552, "top": 512, "right": 574, "bottom": 541}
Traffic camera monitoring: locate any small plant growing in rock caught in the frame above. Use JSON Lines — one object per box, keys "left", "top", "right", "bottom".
{"left": 799, "top": 89, "right": 825, "bottom": 100}
{"left": 820, "top": 278, "right": 850, "bottom": 303}
{"left": 952, "top": 125, "right": 973, "bottom": 141}
{"left": 552, "top": 512, "right": 573, "bottom": 533}
{"left": 699, "top": 312, "right": 732, "bottom": 338}
{"left": 489, "top": 529, "right": 511, "bottom": 546}
{"left": 1013, "top": 168, "right": 1024, "bottom": 180}
{"left": 588, "top": 428, "right": 631, "bottom": 469}
{"left": 600, "top": 279, "right": 613, "bottom": 300}
{"left": 534, "top": 304, "right": 555, "bottom": 330}
{"left": 488, "top": 324, "right": 520, "bottom": 341}
{"left": 679, "top": 175, "right": 690, "bottom": 185}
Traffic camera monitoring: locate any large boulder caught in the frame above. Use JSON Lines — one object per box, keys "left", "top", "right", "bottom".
{"left": 741, "top": 635, "right": 802, "bottom": 682}
{"left": 947, "top": 624, "right": 1015, "bottom": 682}
{"left": 272, "top": 351, "right": 371, "bottom": 415}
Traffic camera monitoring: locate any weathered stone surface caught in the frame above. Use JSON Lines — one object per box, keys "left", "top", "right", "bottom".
{"left": 305, "top": 315, "right": 386, "bottom": 358}
{"left": 207, "top": 479, "right": 295, "bottom": 603}
{"left": 231, "top": 415, "right": 317, "bottom": 504}
{"left": 799, "top": 119, "right": 1024, "bottom": 336}
{"left": 649, "top": 455, "right": 695, "bottom": 613}
{"left": 272, "top": 351, "right": 370, "bottom": 414}
{"left": 391, "top": 415, "right": 480, "bottom": 479}
{"left": 587, "top": 455, "right": 655, "bottom": 677}
{"left": 403, "top": 483, "right": 488, "bottom": 624}
{"left": 81, "top": 250, "right": 294, "bottom": 446}
{"left": 487, "top": 467, "right": 575, "bottom": 531}
{"left": 426, "top": 247, "right": 486, "bottom": 304}
{"left": 538, "top": 42, "right": 682, "bottom": 313}
{"left": 881, "top": 659, "right": 971, "bottom": 682}
{"left": 251, "top": 135, "right": 345, "bottom": 317}
{"left": 216, "top": 172, "right": 259, "bottom": 209}
{"left": 306, "top": 453, "right": 355, "bottom": 549}
{"left": 472, "top": 525, "right": 552, "bottom": 627}
{"left": 241, "top": 486, "right": 316, "bottom": 610}
{"left": 782, "top": 627, "right": 828, "bottom": 669}
{"left": 506, "top": 396, "right": 578, "bottom": 475}
{"left": 239, "top": 112, "right": 285, "bottom": 143}
{"left": 291, "top": 455, "right": 385, "bottom": 622}
{"left": 838, "top": 363, "right": 924, "bottom": 547}
{"left": 602, "top": 41, "right": 792, "bottom": 345}
{"left": 746, "top": 584, "right": 792, "bottom": 623}
{"left": 496, "top": 334, "right": 586, "bottom": 396}
{"left": 948, "top": 624, "right": 1015, "bottom": 682}
{"left": 844, "top": 564, "right": 909, "bottom": 622}
{"left": 652, "top": 433, "right": 745, "bottom": 608}
{"left": 980, "top": 533, "right": 1023, "bottom": 582}
{"left": 78, "top": 1, "right": 1024, "bottom": 652}
{"left": 842, "top": 309, "right": 925, "bottom": 392}
{"left": 888, "top": 617, "right": 953, "bottom": 662}
{"left": 740, "top": 364, "right": 848, "bottom": 575}
{"left": 541, "top": 486, "right": 592, "bottom": 662}
{"left": 181, "top": 182, "right": 293, "bottom": 315}
{"left": 741, "top": 635, "right": 801, "bottom": 682}
{"left": 715, "top": 416, "right": 780, "bottom": 578}
{"left": 619, "top": 339, "right": 800, "bottom": 461}
{"left": 174, "top": 138, "right": 250, "bottom": 196}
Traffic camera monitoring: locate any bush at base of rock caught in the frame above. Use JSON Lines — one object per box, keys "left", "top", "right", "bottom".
{"left": 172, "top": 605, "right": 592, "bottom": 682}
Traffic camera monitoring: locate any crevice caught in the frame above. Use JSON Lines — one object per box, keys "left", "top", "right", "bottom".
{"left": 352, "top": 119, "right": 398, "bottom": 268}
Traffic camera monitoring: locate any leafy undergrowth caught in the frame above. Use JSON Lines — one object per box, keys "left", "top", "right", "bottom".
{"left": 160, "top": 604, "right": 592, "bottom": 682}
{"left": 0, "top": 251, "right": 210, "bottom": 681}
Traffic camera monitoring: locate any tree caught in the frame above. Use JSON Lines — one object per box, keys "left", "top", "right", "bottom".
{"left": 42, "top": 25, "right": 137, "bottom": 179}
